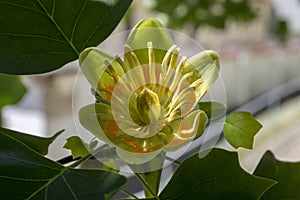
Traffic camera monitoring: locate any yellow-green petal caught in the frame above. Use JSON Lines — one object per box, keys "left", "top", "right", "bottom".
{"left": 182, "top": 50, "right": 220, "bottom": 100}
{"left": 126, "top": 18, "right": 174, "bottom": 64}
{"left": 79, "top": 47, "right": 124, "bottom": 99}
{"left": 79, "top": 103, "right": 113, "bottom": 145}
{"left": 79, "top": 105, "right": 167, "bottom": 154}
{"left": 164, "top": 110, "right": 207, "bottom": 151}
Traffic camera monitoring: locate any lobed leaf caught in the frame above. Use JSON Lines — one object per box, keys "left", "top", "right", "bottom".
{"left": 0, "top": 127, "right": 62, "bottom": 155}
{"left": 224, "top": 112, "right": 262, "bottom": 149}
{"left": 159, "top": 148, "right": 275, "bottom": 200}
{"left": 0, "top": 0, "right": 132, "bottom": 74}
{"left": 0, "top": 128, "right": 127, "bottom": 200}
{"left": 63, "top": 136, "right": 89, "bottom": 159}
{"left": 254, "top": 151, "right": 300, "bottom": 199}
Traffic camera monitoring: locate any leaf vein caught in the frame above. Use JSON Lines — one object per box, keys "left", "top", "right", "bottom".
{"left": 4, "top": 52, "right": 75, "bottom": 60}
{"left": 163, "top": 178, "right": 247, "bottom": 200}
{"left": 25, "top": 168, "right": 68, "bottom": 200}
{"left": 0, "top": 1, "right": 45, "bottom": 15}
{"left": 51, "top": 0, "right": 56, "bottom": 17}
{"left": 0, "top": 33, "right": 68, "bottom": 45}
{"left": 0, "top": 175, "right": 49, "bottom": 182}
{"left": 80, "top": 4, "right": 114, "bottom": 50}
{"left": 71, "top": 0, "right": 87, "bottom": 42}
{"left": 62, "top": 174, "right": 78, "bottom": 200}
{"left": 36, "top": 0, "right": 80, "bottom": 55}
{"left": 6, "top": 156, "right": 61, "bottom": 171}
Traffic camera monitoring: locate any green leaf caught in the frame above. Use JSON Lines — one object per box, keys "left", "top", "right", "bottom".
{"left": 198, "top": 101, "right": 226, "bottom": 120}
{"left": 0, "top": 74, "right": 27, "bottom": 109}
{"left": 0, "top": 0, "right": 132, "bottom": 74}
{"left": 129, "top": 151, "right": 166, "bottom": 198}
{"left": 254, "top": 151, "right": 300, "bottom": 199}
{"left": 224, "top": 112, "right": 262, "bottom": 149}
{"left": 0, "top": 127, "right": 63, "bottom": 155}
{"left": 0, "top": 128, "right": 127, "bottom": 200}
{"left": 63, "top": 136, "right": 89, "bottom": 159}
{"left": 0, "top": 74, "right": 27, "bottom": 124}
{"left": 159, "top": 148, "right": 275, "bottom": 200}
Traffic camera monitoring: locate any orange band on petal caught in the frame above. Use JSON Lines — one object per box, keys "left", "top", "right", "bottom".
{"left": 105, "top": 120, "right": 119, "bottom": 137}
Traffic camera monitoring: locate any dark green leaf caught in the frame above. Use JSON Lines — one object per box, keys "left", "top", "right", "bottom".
{"left": 0, "top": 0, "right": 132, "bottom": 74}
{"left": 0, "top": 128, "right": 127, "bottom": 200}
{"left": 224, "top": 112, "right": 262, "bottom": 149}
{"left": 198, "top": 101, "right": 226, "bottom": 120}
{"left": 159, "top": 148, "right": 275, "bottom": 200}
{"left": 63, "top": 136, "right": 89, "bottom": 159}
{"left": 0, "top": 127, "right": 63, "bottom": 155}
{"left": 254, "top": 151, "right": 300, "bottom": 199}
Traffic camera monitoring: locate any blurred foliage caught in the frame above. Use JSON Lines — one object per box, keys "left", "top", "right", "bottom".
{"left": 274, "top": 19, "right": 289, "bottom": 43}
{"left": 149, "top": 0, "right": 256, "bottom": 30}
{"left": 0, "top": 74, "right": 27, "bottom": 125}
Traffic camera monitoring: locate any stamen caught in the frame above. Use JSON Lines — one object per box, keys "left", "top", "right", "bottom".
{"left": 104, "top": 60, "right": 119, "bottom": 82}
{"left": 115, "top": 55, "right": 136, "bottom": 90}
{"left": 168, "top": 56, "right": 186, "bottom": 93}
{"left": 164, "top": 47, "right": 180, "bottom": 86}
{"left": 190, "top": 78, "right": 203, "bottom": 89}
{"left": 115, "top": 55, "right": 129, "bottom": 73}
{"left": 166, "top": 100, "right": 191, "bottom": 121}
{"left": 147, "top": 42, "right": 156, "bottom": 85}
{"left": 172, "top": 72, "right": 193, "bottom": 99}
{"left": 167, "top": 87, "right": 194, "bottom": 116}
{"left": 160, "top": 56, "right": 187, "bottom": 108}
{"left": 160, "top": 45, "right": 177, "bottom": 85}
{"left": 165, "top": 109, "right": 181, "bottom": 123}
{"left": 112, "top": 92, "right": 126, "bottom": 108}
{"left": 96, "top": 87, "right": 113, "bottom": 99}
{"left": 169, "top": 47, "right": 180, "bottom": 69}
{"left": 124, "top": 45, "right": 145, "bottom": 86}
{"left": 162, "top": 71, "right": 193, "bottom": 107}
{"left": 104, "top": 60, "right": 131, "bottom": 97}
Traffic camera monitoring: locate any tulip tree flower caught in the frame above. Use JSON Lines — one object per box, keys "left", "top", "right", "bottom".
{"left": 79, "top": 18, "right": 220, "bottom": 165}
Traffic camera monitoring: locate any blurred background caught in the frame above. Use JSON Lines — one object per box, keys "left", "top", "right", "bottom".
{"left": 1, "top": 0, "right": 300, "bottom": 173}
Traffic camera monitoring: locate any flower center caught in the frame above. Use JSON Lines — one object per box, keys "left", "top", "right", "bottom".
{"left": 136, "top": 87, "right": 161, "bottom": 125}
